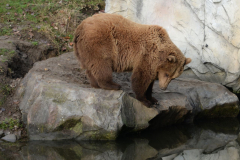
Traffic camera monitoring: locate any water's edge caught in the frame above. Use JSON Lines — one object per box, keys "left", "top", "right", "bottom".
{"left": 1, "top": 118, "right": 240, "bottom": 160}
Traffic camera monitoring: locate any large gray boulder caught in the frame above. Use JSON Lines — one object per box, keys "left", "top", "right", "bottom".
{"left": 16, "top": 52, "right": 239, "bottom": 140}
{"left": 153, "top": 78, "right": 240, "bottom": 119}
{"left": 105, "top": 0, "right": 240, "bottom": 92}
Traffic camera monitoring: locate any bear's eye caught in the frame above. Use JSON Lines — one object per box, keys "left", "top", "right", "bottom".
{"left": 165, "top": 73, "right": 169, "bottom": 77}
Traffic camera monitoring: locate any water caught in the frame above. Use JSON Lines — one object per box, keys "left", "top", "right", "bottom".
{"left": 1, "top": 118, "right": 240, "bottom": 160}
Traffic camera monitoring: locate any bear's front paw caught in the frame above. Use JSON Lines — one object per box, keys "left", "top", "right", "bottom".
{"left": 141, "top": 100, "right": 153, "bottom": 108}
{"left": 149, "top": 97, "right": 159, "bottom": 105}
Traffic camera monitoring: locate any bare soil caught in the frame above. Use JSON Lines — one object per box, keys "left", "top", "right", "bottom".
{"left": 0, "top": 33, "right": 61, "bottom": 139}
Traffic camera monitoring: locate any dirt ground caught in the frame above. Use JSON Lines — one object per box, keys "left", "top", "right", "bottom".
{"left": 0, "top": 32, "right": 61, "bottom": 138}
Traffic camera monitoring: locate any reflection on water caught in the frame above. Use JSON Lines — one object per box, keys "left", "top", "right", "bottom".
{"left": 1, "top": 118, "right": 240, "bottom": 160}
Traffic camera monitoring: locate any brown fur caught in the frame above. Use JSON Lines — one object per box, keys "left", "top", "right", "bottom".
{"left": 74, "top": 13, "right": 191, "bottom": 107}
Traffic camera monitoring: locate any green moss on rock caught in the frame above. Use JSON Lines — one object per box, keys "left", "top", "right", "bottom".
{"left": 43, "top": 88, "right": 68, "bottom": 104}
{"left": 72, "top": 122, "right": 83, "bottom": 134}
{"left": 40, "top": 125, "right": 46, "bottom": 133}
{"left": 196, "top": 103, "right": 239, "bottom": 119}
{"left": 81, "top": 130, "right": 116, "bottom": 140}
{"left": 54, "top": 118, "right": 83, "bottom": 135}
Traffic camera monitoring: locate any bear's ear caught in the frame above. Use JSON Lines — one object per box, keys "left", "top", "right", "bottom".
{"left": 167, "top": 55, "right": 176, "bottom": 63}
{"left": 185, "top": 58, "right": 191, "bottom": 65}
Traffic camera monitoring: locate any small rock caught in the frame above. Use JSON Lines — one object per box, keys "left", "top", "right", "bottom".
{"left": 14, "top": 130, "right": 21, "bottom": 140}
{"left": 12, "top": 113, "right": 21, "bottom": 119}
{"left": 1, "top": 108, "right": 5, "bottom": 111}
{"left": 1, "top": 134, "right": 16, "bottom": 143}
{"left": 13, "top": 100, "right": 19, "bottom": 105}
{"left": 22, "top": 53, "right": 28, "bottom": 59}
{"left": 6, "top": 4, "right": 9, "bottom": 7}
{"left": 0, "top": 36, "right": 8, "bottom": 40}
{"left": 0, "top": 129, "right": 4, "bottom": 137}
{"left": 61, "top": 47, "right": 66, "bottom": 51}
{"left": 3, "top": 129, "right": 11, "bottom": 136}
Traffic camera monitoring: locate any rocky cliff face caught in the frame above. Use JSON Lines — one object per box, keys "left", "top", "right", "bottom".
{"left": 105, "top": 0, "right": 240, "bottom": 92}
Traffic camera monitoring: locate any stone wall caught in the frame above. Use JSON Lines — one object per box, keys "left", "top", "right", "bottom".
{"left": 105, "top": 0, "right": 240, "bottom": 92}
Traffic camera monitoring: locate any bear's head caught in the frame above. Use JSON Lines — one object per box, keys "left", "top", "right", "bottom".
{"left": 157, "top": 48, "right": 191, "bottom": 90}
{"left": 153, "top": 26, "right": 191, "bottom": 90}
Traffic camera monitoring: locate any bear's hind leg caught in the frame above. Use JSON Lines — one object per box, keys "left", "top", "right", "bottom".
{"left": 145, "top": 81, "right": 159, "bottom": 105}
{"left": 86, "top": 70, "right": 100, "bottom": 88}
{"left": 92, "top": 62, "right": 121, "bottom": 90}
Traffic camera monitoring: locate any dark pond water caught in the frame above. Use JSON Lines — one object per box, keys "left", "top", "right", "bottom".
{"left": 1, "top": 118, "right": 240, "bottom": 160}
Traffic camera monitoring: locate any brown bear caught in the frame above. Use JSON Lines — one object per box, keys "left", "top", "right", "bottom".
{"left": 74, "top": 13, "right": 191, "bottom": 107}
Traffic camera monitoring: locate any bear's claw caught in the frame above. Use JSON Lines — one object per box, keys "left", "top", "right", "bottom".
{"left": 149, "top": 97, "right": 159, "bottom": 105}
{"left": 141, "top": 100, "right": 152, "bottom": 108}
